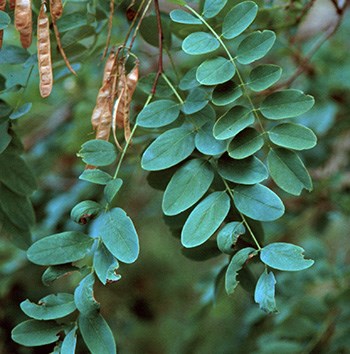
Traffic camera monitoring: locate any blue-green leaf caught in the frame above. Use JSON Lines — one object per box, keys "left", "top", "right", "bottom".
{"left": 78, "top": 140, "right": 117, "bottom": 166}
{"left": 179, "top": 67, "right": 200, "bottom": 91}
{"left": 187, "top": 105, "right": 216, "bottom": 129}
{"left": 203, "top": 0, "right": 228, "bottom": 18}
{"left": 228, "top": 127, "right": 264, "bottom": 159}
{"left": 9, "top": 102, "right": 32, "bottom": 119}
{"left": 225, "top": 247, "right": 257, "bottom": 294}
{"left": 20, "top": 293, "right": 76, "bottom": 320}
{"left": 254, "top": 270, "right": 278, "bottom": 313}
{"left": 141, "top": 125, "right": 195, "bottom": 171}
{"left": 104, "top": 178, "right": 123, "bottom": 204}
{"left": 233, "top": 184, "right": 285, "bottom": 221}
{"left": 267, "top": 148, "right": 312, "bottom": 196}
{"left": 0, "top": 10, "right": 11, "bottom": 30}
{"left": 218, "top": 156, "right": 268, "bottom": 184}
{"left": 248, "top": 64, "right": 282, "bottom": 92}
{"left": 11, "top": 320, "right": 62, "bottom": 346}
{"left": 195, "top": 121, "right": 229, "bottom": 155}
{"left": 99, "top": 208, "right": 139, "bottom": 264}
{"left": 183, "top": 87, "right": 210, "bottom": 114}
{"left": 93, "top": 242, "right": 121, "bottom": 285}
{"left": 260, "top": 89, "right": 315, "bottom": 119}
{"left": 212, "top": 81, "right": 242, "bottom": 106}
{"left": 71, "top": 200, "right": 102, "bottom": 224}
{"left": 213, "top": 106, "right": 254, "bottom": 140}
{"left": 74, "top": 273, "right": 100, "bottom": 316}
{"left": 136, "top": 100, "right": 181, "bottom": 128}
{"left": 79, "top": 314, "right": 116, "bottom": 354}
{"left": 162, "top": 159, "right": 214, "bottom": 215}
{"left": 196, "top": 57, "right": 235, "bottom": 85}
{"left": 222, "top": 1, "right": 258, "bottom": 39}
{"left": 237, "top": 30, "right": 276, "bottom": 65}
{"left": 61, "top": 326, "right": 77, "bottom": 354}
{"left": 268, "top": 123, "right": 317, "bottom": 150}
{"left": 79, "top": 169, "right": 113, "bottom": 185}
{"left": 182, "top": 32, "right": 220, "bottom": 55}
{"left": 170, "top": 9, "right": 202, "bottom": 24}
{"left": 181, "top": 192, "right": 231, "bottom": 248}
{"left": 260, "top": 242, "right": 314, "bottom": 271}
{"left": 217, "top": 222, "right": 245, "bottom": 254}
{"left": 27, "top": 232, "right": 94, "bottom": 266}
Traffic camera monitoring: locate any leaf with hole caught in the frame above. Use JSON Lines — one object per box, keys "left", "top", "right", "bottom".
{"left": 268, "top": 123, "right": 317, "bottom": 150}
{"left": 233, "top": 184, "right": 285, "bottom": 221}
{"left": 228, "top": 127, "right": 264, "bottom": 159}
{"left": 213, "top": 106, "right": 254, "bottom": 140}
{"left": 71, "top": 200, "right": 102, "bottom": 224}
{"left": 181, "top": 192, "right": 231, "bottom": 248}
{"left": 141, "top": 125, "right": 195, "bottom": 171}
{"left": 196, "top": 57, "right": 235, "bottom": 86}
{"left": 182, "top": 32, "right": 220, "bottom": 55}
{"left": 162, "top": 159, "right": 214, "bottom": 216}
{"left": 74, "top": 273, "right": 100, "bottom": 316}
{"left": 237, "top": 30, "right": 276, "bottom": 65}
{"left": 267, "top": 148, "right": 312, "bottom": 196}
{"left": 260, "top": 89, "right": 315, "bottom": 119}
{"left": 248, "top": 64, "right": 282, "bottom": 91}
{"left": 27, "top": 232, "right": 94, "bottom": 266}
{"left": 137, "top": 100, "right": 181, "bottom": 128}
{"left": 254, "top": 270, "right": 278, "bottom": 313}
{"left": 217, "top": 222, "right": 245, "bottom": 254}
{"left": 260, "top": 242, "right": 314, "bottom": 271}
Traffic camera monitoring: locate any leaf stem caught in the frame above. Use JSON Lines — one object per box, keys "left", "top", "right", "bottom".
{"left": 161, "top": 73, "right": 184, "bottom": 104}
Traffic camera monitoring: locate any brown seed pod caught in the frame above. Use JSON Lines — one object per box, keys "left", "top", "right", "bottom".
{"left": 50, "top": 0, "right": 76, "bottom": 75}
{"left": 112, "top": 89, "right": 123, "bottom": 149}
{"left": 19, "top": 22, "right": 32, "bottom": 48}
{"left": 37, "top": 2, "right": 53, "bottom": 98}
{"left": 102, "top": 0, "right": 115, "bottom": 60}
{"left": 15, "top": 0, "right": 31, "bottom": 31}
{"left": 0, "top": 0, "right": 6, "bottom": 48}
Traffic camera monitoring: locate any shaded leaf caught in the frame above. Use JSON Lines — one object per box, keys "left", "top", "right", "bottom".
{"left": 61, "top": 326, "right": 77, "bottom": 354}
{"left": 254, "top": 270, "right": 278, "bottom": 313}
{"left": 195, "top": 121, "right": 228, "bottom": 155}
{"left": 42, "top": 265, "right": 80, "bottom": 286}
{"left": 228, "top": 127, "right": 264, "bottom": 159}
{"left": 79, "top": 169, "right": 113, "bottom": 185}
{"left": 9, "top": 102, "right": 32, "bottom": 119}
{"left": 248, "top": 64, "right": 282, "bottom": 92}
{"left": 217, "top": 222, "right": 245, "bottom": 254}
{"left": 212, "top": 81, "right": 242, "bottom": 106}
{"left": 182, "top": 87, "right": 210, "bottom": 114}
{"left": 179, "top": 67, "right": 200, "bottom": 91}
{"left": 104, "top": 178, "right": 123, "bottom": 204}
{"left": 74, "top": 273, "right": 100, "bottom": 316}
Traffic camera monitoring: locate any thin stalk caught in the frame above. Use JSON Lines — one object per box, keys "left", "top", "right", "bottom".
{"left": 161, "top": 73, "right": 184, "bottom": 104}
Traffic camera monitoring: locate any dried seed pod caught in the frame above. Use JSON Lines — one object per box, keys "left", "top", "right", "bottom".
{"left": 19, "top": 22, "right": 32, "bottom": 48}
{"left": 102, "top": 0, "right": 115, "bottom": 60}
{"left": 50, "top": 0, "right": 76, "bottom": 75}
{"left": 112, "top": 90, "right": 123, "bottom": 149}
{"left": 0, "top": 0, "right": 6, "bottom": 48}
{"left": 15, "top": 0, "right": 31, "bottom": 31}
{"left": 9, "top": 0, "right": 15, "bottom": 9}
{"left": 37, "top": 2, "right": 53, "bottom": 98}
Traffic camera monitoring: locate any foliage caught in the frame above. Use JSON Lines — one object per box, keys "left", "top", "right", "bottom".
{"left": 0, "top": 0, "right": 350, "bottom": 353}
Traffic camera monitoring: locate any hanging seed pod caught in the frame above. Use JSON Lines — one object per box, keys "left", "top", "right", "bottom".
{"left": 0, "top": 0, "right": 6, "bottom": 48}
{"left": 15, "top": 0, "right": 31, "bottom": 31}
{"left": 102, "top": 0, "right": 115, "bottom": 60}
{"left": 19, "top": 21, "right": 32, "bottom": 48}
{"left": 49, "top": 0, "right": 76, "bottom": 75}
{"left": 37, "top": 2, "right": 53, "bottom": 98}
{"left": 112, "top": 90, "right": 123, "bottom": 149}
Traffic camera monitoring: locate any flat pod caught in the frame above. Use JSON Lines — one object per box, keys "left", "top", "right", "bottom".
{"left": 37, "top": 3, "right": 53, "bottom": 98}
{"left": 15, "top": 0, "right": 32, "bottom": 31}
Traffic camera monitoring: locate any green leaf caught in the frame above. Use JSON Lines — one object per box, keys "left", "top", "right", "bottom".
{"left": 71, "top": 200, "right": 102, "bottom": 224}
{"left": 170, "top": 10, "right": 202, "bottom": 24}
{"left": 57, "top": 12, "right": 88, "bottom": 32}
{"left": 27, "top": 232, "right": 94, "bottom": 266}
{"left": 217, "top": 222, "right": 245, "bottom": 254}
{"left": 61, "top": 326, "right": 77, "bottom": 354}
{"left": 222, "top": 1, "right": 258, "bottom": 39}
{"left": 213, "top": 106, "right": 254, "bottom": 140}
{"left": 225, "top": 247, "right": 257, "bottom": 294}
{"left": 267, "top": 148, "right": 312, "bottom": 196}
{"left": 182, "top": 32, "right": 220, "bottom": 55}
{"left": 260, "top": 89, "right": 315, "bottom": 119}
{"left": 260, "top": 242, "right": 314, "bottom": 271}
{"left": 20, "top": 293, "right": 76, "bottom": 320}
{"left": 183, "top": 87, "right": 210, "bottom": 114}
{"left": 237, "top": 30, "right": 276, "bottom": 65}
{"left": 218, "top": 156, "right": 268, "bottom": 184}
{"left": 0, "top": 10, "right": 11, "bottom": 30}
{"left": 254, "top": 270, "right": 278, "bottom": 313}
{"left": 78, "top": 314, "right": 116, "bottom": 354}
{"left": 11, "top": 320, "right": 62, "bottom": 347}
{"left": 93, "top": 242, "right": 121, "bottom": 285}
{"left": 74, "top": 273, "right": 100, "bottom": 316}
{"left": 203, "top": 0, "right": 228, "bottom": 18}
{"left": 139, "top": 73, "right": 174, "bottom": 97}
{"left": 162, "top": 159, "right": 214, "bottom": 216}
{"left": 9, "top": 102, "right": 32, "bottom": 119}
{"left": 141, "top": 125, "right": 195, "bottom": 171}
{"left": 212, "top": 81, "right": 242, "bottom": 106}
{"left": 99, "top": 208, "right": 139, "bottom": 264}
{"left": 268, "top": 123, "right": 317, "bottom": 150}
{"left": 233, "top": 184, "right": 285, "bottom": 221}
{"left": 42, "top": 265, "right": 80, "bottom": 286}
{"left": 137, "top": 100, "right": 181, "bottom": 128}
{"left": 0, "top": 151, "right": 37, "bottom": 196}
{"left": 181, "top": 240, "right": 221, "bottom": 261}
{"left": 248, "top": 64, "right": 282, "bottom": 92}
{"left": 79, "top": 169, "right": 112, "bottom": 185}
{"left": 228, "top": 128, "right": 264, "bottom": 159}
{"left": 78, "top": 140, "right": 117, "bottom": 167}
{"left": 0, "top": 121, "right": 11, "bottom": 154}
{"left": 181, "top": 192, "right": 231, "bottom": 248}
{"left": 0, "top": 45, "right": 30, "bottom": 64}
{"left": 187, "top": 105, "right": 216, "bottom": 129}
{"left": 0, "top": 213, "right": 32, "bottom": 249}
{"left": 196, "top": 57, "right": 235, "bottom": 86}
{"left": 140, "top": 14, "right": 172, "bottom": 49}
{"left": 195, "top": 121, "right": 228, "bottom": 155}
{"left": 179, "top": 67, "right": 200, "bottom": 91}
{"left": 0, "top": 184, "right": 35, "bottom": 229}
{"left": 104, "top": 178, "right": 123, "bottom": 204}
{"left": 61, "top": 26, "right": 95, "bottom": 48}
